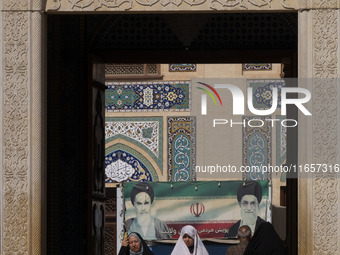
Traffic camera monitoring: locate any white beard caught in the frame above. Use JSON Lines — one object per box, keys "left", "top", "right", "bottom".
{"left": 136, "top": 213, "right": 152, "bottom": 227}
{"left": 240, "top": 207, "right": 259, "bottom": 234}
{"left": 241, "top": 213, "right": 257, "bottom": 227}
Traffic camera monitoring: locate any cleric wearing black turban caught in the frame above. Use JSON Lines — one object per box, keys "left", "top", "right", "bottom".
{"left": 125, "top": 182, "right": 172, "bottom": 240}
{"left": 225, "top": 181, "right": 265, "bottom": 238}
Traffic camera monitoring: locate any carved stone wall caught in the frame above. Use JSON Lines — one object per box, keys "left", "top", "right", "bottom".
{"left": 3, "top": 0, "right": 28, "bottom": 10}
{"left": 31, "top": 11, "right": 45, "bottom": 255}
{"left": 298, "top": 7, "right": 340, "bottom": 255}
{"left": 45, "top": 0, "right": 298, "bottom": 12}
{"left": 2, "top": 11, "right": 30, "bottom": 255}
{"left": 311, "top": 9, "right": 339, "bottom": 255}
{"left": 1, "top": 2, "right": 45, "bottom": 254}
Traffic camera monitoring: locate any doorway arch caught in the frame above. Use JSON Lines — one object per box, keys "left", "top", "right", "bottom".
{"left": 47, "top": 13, "right": 298, "bottom": 254}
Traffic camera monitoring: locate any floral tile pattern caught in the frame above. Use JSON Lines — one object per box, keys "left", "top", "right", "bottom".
{"left": 168, "top": 117, "right": 196, "bottom": 182}
{"left": 105, "top": 117, "right": 162, "bottom": 170}
{"left": 105, "top": 81, "right": 190, "bottom": 112}
{"left": 248, "top": 79, "right": 285, "bottom": 110}
{"left": 242, "top": 116, "right": 271, "bottom": 181}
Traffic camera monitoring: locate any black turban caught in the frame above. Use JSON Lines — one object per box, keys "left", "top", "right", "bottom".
{"left": 130, "top": 182, "right": 154, "bottom": 205}
{"left": 237, "top": 181, "right": 262, "bottom": 203}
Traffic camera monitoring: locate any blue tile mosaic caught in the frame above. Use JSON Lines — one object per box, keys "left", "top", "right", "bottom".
{"left": 276, "top": 115, "right": 287, "bottom": 167}
{"left": 248, "top": 80, "right": 285, "bottom": 110}
{"left": 242, "top": 116, "right": 271, "bottom": 181}
{"left": 168, "top": 117, "right": 196, "bottom": 182}
{"left": 276, "top": 115, "right": 287, "bottom": 182}
{"left": 105, "top": 143, "right": 158, "bottom": 183}
{"left": 105, "top": 117, "right": 163, "bottom": 170}
{"left": 105, "top": 81, "right": 190, "bottom": 112}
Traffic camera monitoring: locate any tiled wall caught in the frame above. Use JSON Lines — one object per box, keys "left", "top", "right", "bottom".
{"left": 104, "top": 64, "right": 285, "bottom": 205}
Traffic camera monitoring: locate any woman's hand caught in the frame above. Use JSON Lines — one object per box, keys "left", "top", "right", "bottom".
{"left": 122, "top": 236, "right": 129, "bottom": 247}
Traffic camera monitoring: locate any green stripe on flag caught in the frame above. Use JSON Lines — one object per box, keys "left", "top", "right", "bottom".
{"left": 123, "top": 181, "right": 269, "bottom": 199}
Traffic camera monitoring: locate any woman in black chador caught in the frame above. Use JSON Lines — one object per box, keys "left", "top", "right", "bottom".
{"left": 118, "top": 232, "right": 154, "bottom": 255}
{"left": 243, "top": 222, "right": 287, "bottom": 255}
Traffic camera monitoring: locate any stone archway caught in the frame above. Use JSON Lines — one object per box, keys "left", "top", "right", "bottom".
{"left": 1, "top": 1, "right": 339, "bottom": 255}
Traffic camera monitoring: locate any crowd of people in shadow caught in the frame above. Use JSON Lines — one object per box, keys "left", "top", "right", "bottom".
{"left": 119, "top": 222, "right": 286, "bottom": 255}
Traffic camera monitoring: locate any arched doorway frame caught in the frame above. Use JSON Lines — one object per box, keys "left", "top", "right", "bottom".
{"left": 1, "top": 1, "right": 339, "bottom": 255}
{"left": 98, "top": 46, "right": 298, "bottom": 255}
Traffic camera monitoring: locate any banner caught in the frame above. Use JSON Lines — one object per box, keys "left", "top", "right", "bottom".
{"left": 123, "top": 181, "right": 269, "bottom": 240}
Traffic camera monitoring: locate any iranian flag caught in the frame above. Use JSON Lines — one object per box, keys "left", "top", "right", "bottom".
{"left": 123, "top": 181, "right": 269, "bottom": 239}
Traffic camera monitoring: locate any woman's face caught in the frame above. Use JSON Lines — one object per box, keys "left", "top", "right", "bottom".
{"left": 129, "top": 235, "right": 141, "bottom": 252}
{"left": 183, "top": 233, "right": 194, "bottom": 247}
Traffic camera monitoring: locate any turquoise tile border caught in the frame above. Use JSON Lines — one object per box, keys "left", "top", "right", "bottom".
{"left": 167, "top": 117, "right": 196, "bottom": 182}
{"left": 276, "top": 115, "right": 287, "bottom": 182}
{"left": 242, "top": 116, "right": 272, "bottom": 181}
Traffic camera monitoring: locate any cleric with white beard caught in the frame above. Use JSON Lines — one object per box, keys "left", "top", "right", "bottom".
{"left": 225, "top": 181, "right": 265, "bottom": 238}
{"left": 125, "top": 182, "right": 172, "bottom": 240}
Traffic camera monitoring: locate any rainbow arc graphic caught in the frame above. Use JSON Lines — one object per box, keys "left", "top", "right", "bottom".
{"left": 197, "top": 82, "right": 223, "bottom": 106}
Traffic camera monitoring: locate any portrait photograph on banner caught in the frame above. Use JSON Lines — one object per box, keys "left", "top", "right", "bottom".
{"left": 123, "top": 180, "right": 269, "bottom": 240}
